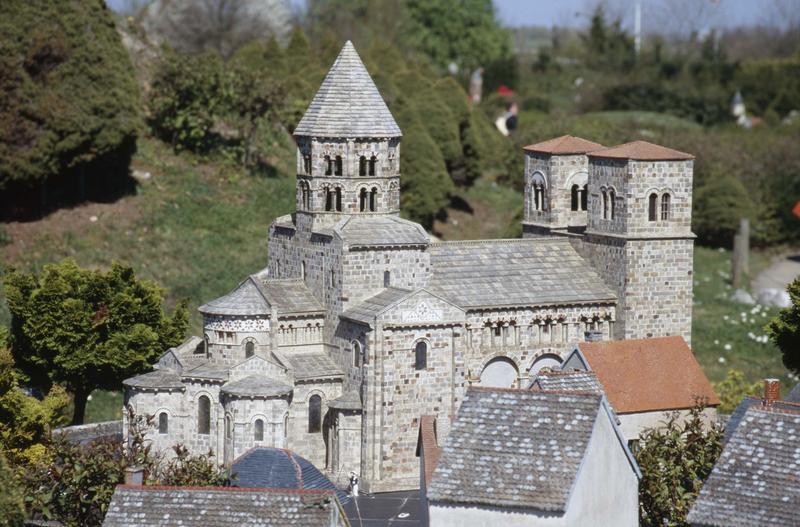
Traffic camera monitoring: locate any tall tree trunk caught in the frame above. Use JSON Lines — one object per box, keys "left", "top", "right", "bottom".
{"left": 72, "top": 387, "right": 88, "bottom": 425}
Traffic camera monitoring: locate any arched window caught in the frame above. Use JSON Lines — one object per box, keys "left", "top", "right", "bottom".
{"left": 334, "top": 155, "right": 343, "bottom": 176}
{"left": 648, "top": 193, "right": 658, "bottom": 221}
{"left": 581, "top": 184, "right": 588, "bottom": 211}
{"left": 369, "top": 156, "right": 377, "bottom": 176}
{"left": 353, "top": 340, "right": 361, "bottom": 368}
{"left": 303, "top": 154, "right": 311, "bottom": 174}
{"left": 414, "top": 341, "right": 427, "bottom": 370}
{"left": 609, "top": 189, "right": 616, "bottom": 219}
{"left": 359, "top": 155, "right": 367, "bottom": 176}
{"left": 198, "top": 395, "right": 210, "bottom": 435}
{"left": 300, "top": 182, "right": 310, "bottom": 210}
{"left": 254, "top": 419, "right": 264, "bottom": 441}
{"left": 335, "top": 187, "right": 342, "bottom": 212}
{"left": 533, "top": 184, "right": 544, "bottom": 211}
{"left": 369, "top": 187, "right": 377, "bottom": 212}
{"left": 359, "top": 188, "right": 368, "bottom": 212}
{"left": 660, "top": 193, "right": 671, "bottom": 220}
{"left": 325, "top": 155, "right": 332, "bottom": 175}
{"left": 383, "top": 270, "right": 390, "bottom": 287}
{"left": 245, "top": 340, "right": 255, "bottom": 358}
{"left": 479, "top": 357, "right": 518, "bottom": 388}
{"left": 325, "top": 188, "right": 333, "bottom": 211}
{"left": 301, "top": 261, "right": 306, "bottom": 281}
{"left": 308, "top": 395, "right": 322, "bottom": 433}
{"left": 199, "top": 335, "right": 209, "bottom": 355}
{"left": 158, "top": 412, "right": 168, "bottom": 434}
{"left": 602, "top": 190, "right": 608, "bottom": 219}
{"left": 225, "top": 414, "right": 232, "bottom": 439}
{"left": 571, "top": 185, "right": 579, "bottom": 211}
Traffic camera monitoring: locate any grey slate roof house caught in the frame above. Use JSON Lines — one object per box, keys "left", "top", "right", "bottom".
{"left": 122, "top": 38, "right": 697, "bottom": 494}
{"left": 426, "top": 387, "right": 641, "bottom": 526}
{"left": 102, "top": 486, "right": 350, "bottom": 527}
{"left": 688, "top": 402, "right": 800, "bottom": 527}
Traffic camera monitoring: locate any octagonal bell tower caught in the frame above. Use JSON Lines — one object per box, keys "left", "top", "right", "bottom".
{"left": 292, "top": 41, "right": 402, "bottom": 232}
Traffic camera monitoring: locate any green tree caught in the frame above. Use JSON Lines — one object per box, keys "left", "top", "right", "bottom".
{"left": 0, "top": 0, "right": 140, "bottom": 198}
{"left": 0, "top": 453, "right": 25, "bottom": 527}
{"left": 768, "top": 277, "right": 800, "bottom": 374}
{"left": 158, "top": 445, "right": 230, "bottom": 487}
{"left": 633, "top": 402, "right": 723, "bottom": 526}
{"left": 692, "top": 174, "right": 756, "bottom": 247}
{"left": 5, "top": 259, "right": 188, "bottom": 425}
{"left": 713, "top": 369, "right": 762, "bottom": 414}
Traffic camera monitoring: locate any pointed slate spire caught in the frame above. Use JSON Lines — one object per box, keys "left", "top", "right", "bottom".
{"left": 294, "top": 41, "right": 401, "bottom": 138}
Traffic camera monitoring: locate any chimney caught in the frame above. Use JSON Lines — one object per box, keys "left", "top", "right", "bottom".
{"left": 124, "top": 465, "right": 144, "bottom": 486}
{"left": 763, "top": 378, "right": 780, "bottom": 406}
{"left": 584, "top": 330, "right": 603, "bottom": 342}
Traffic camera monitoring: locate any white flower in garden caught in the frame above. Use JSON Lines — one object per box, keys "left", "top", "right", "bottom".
{"left": 714, "top": 339, "right": 719, "bottom": 345}
{"left": 718, "top": 357, "right": 727, "bottom": 364}
{"left": 724, "top": 343, "right": 732, "bottom": 351}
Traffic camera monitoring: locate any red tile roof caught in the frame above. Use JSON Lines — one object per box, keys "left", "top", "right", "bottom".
{"left": 523, "top": 135, "right": 604, "bottom": 155}
{"left": 588, "top": 140, "right": 694, "bottom": 161}
{"left": 417, "top": 415, "right": 442, "bottom": 487}
{"left": 577, "top": 336, "right": 719, "bottom": 414}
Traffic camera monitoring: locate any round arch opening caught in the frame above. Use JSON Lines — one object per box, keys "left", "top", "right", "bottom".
{"left": 479, "top": 357, "right": 519, "bottom": 388}
{"left": 529, "top": 354, "right": 563, "bottom": 377}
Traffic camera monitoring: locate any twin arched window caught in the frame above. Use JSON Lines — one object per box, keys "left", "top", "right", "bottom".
{"left": 359, "top": 188, "right": 379, "bottom": 212}
{"left": 359, "top": 155, "right": 377, "bottom": 176}
{"left": 198, "top": 395, "right": 210, "bottom": 435}
{"left": 308, "top": 394, "right": 322, "bottom": 433}
{"left": 533, "top": 183, "right": 546, "bottom": 211}
{"left": 325, "top": 187, "right": 342, "bottom": 212}
{"left": 570, "top": 184, "right": 588, "bottom": 211}
{"left": 602, "top": 189, "right": 616, "bottom": 220}
{"left": 414, "top": 340, "right": 428, "bottom": 370}
{"left": 300, "top": 182, "right": 311, "bottom": 210}
{"left": 649, "top": 192, "right": 671, "bottom": 221}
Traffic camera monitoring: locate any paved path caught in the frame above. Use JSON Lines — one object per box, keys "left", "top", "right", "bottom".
{"left": 753, "top": 252, "right": 800, "bottom": 293}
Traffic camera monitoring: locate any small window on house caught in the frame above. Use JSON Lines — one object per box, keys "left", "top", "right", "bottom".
{"left": 335, "top": 187, "right": 342, "bottom": 212}
{"left": 353, "top": 340, "right": 361, "bottom": 368}
{"left": 308, "top": 395, "right": 322, "bottom": 433}
{"left": 602, "top": 190, "right": 608, "bottom": 219}
{"left": 648, "top": 193, "right": 658, "bottom": 221}
{"left": 325, "top": 155, "right": 332, "bottom": 176}
{"left": 660, "top": 193, "right": 670, "bottom": 220}
{"left": 369, "top": 156, "right": 377, "bottom": 176}
{"left": 369, "top": 188, "right": 377, "bottom": 212}
{"left": 359, "top": 156, "right": 367, "bottom": 176}
{"left": 245, "top": 341, "right": 255, "bottom": 358}
{"left": 359, "top": 188, "right": 368, "bottom": 212}
{"left": 325, "top": 188, "right": 333, "bottom": 211}
{"left": 198, "top": 395, "right": 210, "bottom": 435}
{"left": 571, "top": 185, "right": 579, "bottom": 211}
{"left": 609, "top": 189, "right": 616, "bottom": 219}
{"left": 334, "top": 155, "right": 343, "bottom": 176}
{"left": 158, "top": 412, "right": 168, "bottom": 434}
{"left": 383, "top": 270, "right": 390, "bottom": 287}
{"left": 414, "top": 341, "right": 427, "bottom": 370}
{"left": 581, "top": 184, "right": 588, "bottom": 211}
{"left": 330, "top": 268, "right": 335, "bottom": 286}
{"left": 301, "top": 261, "right": 306, "bottom": 280}
{"left": 254, "top": 419, "right": 264, "bottom": 441}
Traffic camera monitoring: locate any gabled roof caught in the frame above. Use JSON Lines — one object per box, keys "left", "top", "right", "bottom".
{"left": 294, "top": 40, "right": 401, "bottom": 138}
{"left": 786, "top": 382, "right": 800, "bottom": 403}
{"left": 123, "top": 369, "right": 185, "bottom": 391}
{"left": 524, "top": 135, "right": 603, "bottom": 155}
{"left": 221, "top": 375, "right": 292, "bottom": 398}
{"left": 328, "top": 391, "right": 362, "bottom": 410}
{"left": 341, "top": 287, "right": 413, "bottom": 324}
{"left": 572, "top": 336, "right": 719, "bottom": 414}
{"left": 286, "top": 352, "right": 344, "bottom": 381}
{"left": 199, "top": 276, "right": 323, "bottom": 317}
{"left": 232, "top": 448, "right": 350, "bottom": 504}
{"left": 531, "top": 370, "right": 606, "bottom": 396}
{"left": 588, "top": 140, "right": 694, "bottom": 161}
{"left": 428, "top": 388, "right": 635, "bottom": 512}
{"left": 102, "top": 486, "right": 343, "bottom": 527}
{"left": 428, "top": 238, "right": 616, "bottom": 309}
{"left": 688, "top": 405, "right": 800, "bottom": 527}
{"left": 333, "top": 216, "right": 429, "bottom": 248}
{"left": 724, "top": 396, "right": 800, "bottom": 444}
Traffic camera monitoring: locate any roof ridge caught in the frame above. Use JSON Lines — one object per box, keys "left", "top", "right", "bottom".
{"left": 430, "top": 237, "right": 567, "bottom": 247}
{"left": 117, "top": 484, "right": 334, "bottom": 495}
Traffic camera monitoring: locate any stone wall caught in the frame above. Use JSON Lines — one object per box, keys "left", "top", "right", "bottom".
{"left": 524, "top": 152, "right": 590, "bottom": 231}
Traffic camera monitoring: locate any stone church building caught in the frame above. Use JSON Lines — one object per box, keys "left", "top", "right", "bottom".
{"left": 123, "top": 41, "right": 695, "bottom": 493}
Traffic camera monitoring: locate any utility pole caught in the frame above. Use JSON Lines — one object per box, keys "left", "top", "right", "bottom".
{"left": 634, "top": 0, "right": 642, "bottom": 56}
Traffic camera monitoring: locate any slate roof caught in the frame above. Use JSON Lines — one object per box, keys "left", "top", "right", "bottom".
{"left": 531, "top": 370, "right": 605, "bottom": 395}
{"left": 340, "top": 287, "right": 413, "bottom": 324}
{"left": 182, "top": 363, "right": 229, "bottom": 381}
{"left": 102, "top": 485, "right": 343, "bottom": 527}
{"left": 199, "top": 276, "right": 323, "bottom": 318}
{"left": 524, "top": 135, "right": 603, "bottom": 155}
{"left": 334, "top": 216, "right": 429, "bottom": 248}
{"left": 688, "top": 405, "right": 800, "bottom": 527}
{"left": 427, "top": 238, "right": 616, "bottom": 308}
{"left": 123, "top": 369, "right": 185, "bottom": 390}
{"left": 786, "top": 383, "right": 800, "bottom": 403}
{"left": 287, "top": 352, "right": 344, "bottom": 381}
{"left": 221, "top": 375, "right": 292, "bottom": 398}
{"left": 588, "top": 140, "right": 694, "bottom": 161}
{"left": 724, "top": 396, "right": 800, "bottom": 444}
{"left": 573, "top": 336, "right": 720, "bottom": 413}
{"left": 232, "top": 448, "right": 350, "bottom": 504}
{"left": 294, "top": 41, "right": 401, "bottom": 138}
{"left": 328, "top": 391, "right": 362, "bottom": 410}
{"left": 428, "top": 388, "right": 607, "bottom": 512}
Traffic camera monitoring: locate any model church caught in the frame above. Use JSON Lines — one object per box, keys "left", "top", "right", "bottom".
{"left": 123, "top": 41, "right": 695, "bottom": 493}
